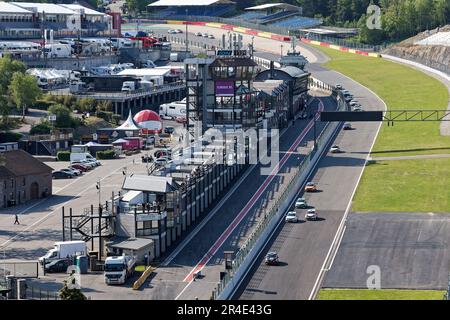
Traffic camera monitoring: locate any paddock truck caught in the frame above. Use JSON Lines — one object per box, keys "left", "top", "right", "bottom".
{"left": 38, "top": 241, "right": 87, "bottom": 265}
{"left": 104, "top": 255, "right": 136, "bottom": 285}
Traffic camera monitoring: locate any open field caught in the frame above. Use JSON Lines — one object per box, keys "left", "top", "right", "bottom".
{"left": 317, "top": 289, "right": 445, "bottom": 300}
{"left": 312, "top": 45, "right": 449, "bottom": 157}
{"left": 352, "top": 158, "right": 450, "bottom": 212}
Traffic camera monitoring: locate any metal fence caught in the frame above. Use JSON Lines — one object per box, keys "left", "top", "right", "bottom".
{"left": 0, "top": 262, "right": 39, "bottom": 278}
{"left": 211, "top": 85, "right": 346, "bottom": 299}
{"left": 391, "top": 53, "right": 450, "bottom": 76}
{"left": 26, "top": 285, "right": 60, "bottom": 300}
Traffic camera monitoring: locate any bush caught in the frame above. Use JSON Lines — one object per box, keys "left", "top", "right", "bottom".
{"left": 30, "top": 121, "right": 51, "bottom": 135}
{"left": 111, "top": 114, "right": 121, "bottom": 125}
{"left": 56, "top": 151, "right": 70, "bottom": 161}
{"left": 0, "top": 131, "right": 21, "bottom": 143}
{"left": 96, "top": 110, "right": 113, "bottom": 122}
{"left": 96, "top": 149, "right": 116, "bottom": 159}
{"left": 33, "top": 99, "right": 55, "bottom": 110}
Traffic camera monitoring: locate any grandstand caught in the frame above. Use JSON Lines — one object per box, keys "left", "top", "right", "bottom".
{"left": 415, "top": 32, "right": 450, "bottom": 46}
{"left": 234, "top": 3, "right": 321, "bottom": 29}
{"left": 147, "top": 0, "right": 236, "bottom": 18}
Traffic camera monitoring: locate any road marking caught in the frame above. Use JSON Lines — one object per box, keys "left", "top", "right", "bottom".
{"left": 0, "top": 157, "right": 138, "bottom": 249}
{"left": 307, "top": 82, "right": 387, "bottom": 300}
{"left": 175, "top": 101, "right": 324, "bottom": 299}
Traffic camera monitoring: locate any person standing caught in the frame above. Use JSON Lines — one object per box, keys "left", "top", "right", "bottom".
{"left": 14, "top": 214, "right": 20, "bottom": 225}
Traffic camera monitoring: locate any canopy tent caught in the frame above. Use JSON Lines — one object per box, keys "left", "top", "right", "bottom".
{"left": 116, "top": 110, "right": 141, "bottom": 131}
{"left": 112, "top": 138, "right": 129, "bottom": 144}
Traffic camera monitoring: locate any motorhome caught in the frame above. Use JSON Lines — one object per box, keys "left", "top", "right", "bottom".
{"left": 159, "top": 98, "right": 186, "bottom": 119}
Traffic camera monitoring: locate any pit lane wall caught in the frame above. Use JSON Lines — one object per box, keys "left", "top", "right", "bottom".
{"left": 212, "top": 82, "right": 348, "bottom": 300}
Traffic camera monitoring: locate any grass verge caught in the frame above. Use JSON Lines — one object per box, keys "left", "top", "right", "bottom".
{"left": 352, "top": 158, "right": 450, "bottom": 212}
{"left": 317, "top": 289, "right": 445, "bottom": 300}
{"left": 312, "top": 45, "right": 449, "bottom": 157}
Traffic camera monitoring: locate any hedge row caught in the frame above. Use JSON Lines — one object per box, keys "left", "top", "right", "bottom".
{"left": 56, "top": 151, "right": 70, "bottom": 161}
{"left": 96, "top": 149, "right": 117, "bottom": 159}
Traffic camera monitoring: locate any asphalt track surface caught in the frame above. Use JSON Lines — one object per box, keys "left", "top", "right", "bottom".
{"left": 142, "top": 24, "right": 385, "bottom": 300}
{"left": 323, "top": 212, "right": 450, "bottom": 290}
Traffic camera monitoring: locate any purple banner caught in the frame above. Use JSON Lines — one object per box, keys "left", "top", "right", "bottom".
{"left": 215, "top": 81, "right": 235, "bottom": 97}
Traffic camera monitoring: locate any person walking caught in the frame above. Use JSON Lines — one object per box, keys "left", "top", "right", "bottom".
{"left": 14, "top": 214, "right": 20, "bottom": 225}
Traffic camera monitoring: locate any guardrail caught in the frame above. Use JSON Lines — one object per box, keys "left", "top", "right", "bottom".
{"left": 212, "top": 81, "right": 345, "bottom": 300}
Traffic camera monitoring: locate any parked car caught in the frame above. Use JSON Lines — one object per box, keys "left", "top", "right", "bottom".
{"left": 305, "top": 208, "right": 318, "bottom": 221}
{"left": 164, "top": 126, "right": 175, "bottom": 134}
{"left": 155, "top": 157, "right": 171, "bottom": 167}
{"left": 61, "top": 168, "right": 81, "bottom": 176}
{"left": 71, "top": 160, "right": 94, "bottom": 169}
{"left": 330, "top": 145, "right": 341, "bottom": 153}
{"left": 353, "top": 106, "right": 363, "bottom": 112}
{"left": 265, "top": 252, "right": 279, "bottom": 265}
{"left": 305, "top": 182, "right": 317, "bottom": 192}
{"left": 154, "top": 149, "right": 171, "bottom": 159}
{"left": 285, "top": 211, "right": 298, "bottom": 223}
{"left": 44, "top": 258, "right": 71, "bottom": 273}
{"left": 343, "top": 122, "right": 352, "bottom": 130}
{"left": 295, "top": 197, "right": 308, "bottom": 209}
{"left": 52, "top": 171, "right": 74, "bottom": 179}
{"left": 70, "top": 164, "right": 90, "bottom": 172}
{"left": 335, "top": 84, "right": 343, "bottom": 90}
{"left": 175, "top": 117, "right": 187, "bottom": 124}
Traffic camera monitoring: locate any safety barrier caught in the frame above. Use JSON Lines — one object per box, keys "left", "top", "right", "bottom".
{"left": 212, "top": 89, "right": 347, "bottom": 300}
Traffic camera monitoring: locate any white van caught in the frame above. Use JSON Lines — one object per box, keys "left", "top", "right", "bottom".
{"left": 43, "top": 44, "right": 71, "bottom": 58}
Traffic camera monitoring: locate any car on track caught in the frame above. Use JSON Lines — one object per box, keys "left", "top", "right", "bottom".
{"left": 175, "top": 29, "right": 183, "bottom": 33}
{"left": 265, "top": 252, "right": 279, "bottom": 265}
{"left": 343, "top": 122, "right": 352, "bottom": 130}
{"left": 195, "top": 32, "right": 202, "bottom": 36}
{"left": 349, "top": 100, "right": 359, "bottom": 107}
{"left": 352, "top": 105, "right": 363, "bottom": 112}
{"left": 305, "top": 182, "right": 317, "bottom": 192}
{"left": 202, "top": 33, "right": 209, "bottom": 37}
{"left": 52, "top": 171, "right": 74, "bottom": 179}
{"left": 285, "top": 211, "right": 298, "bottom": 223}
{"left": 208, "top": 34, "right": 215, "bottom": 39}
{"left": 295, "top": 197, "right": 308, "bottom": 209}
{"left": 335, "top": 84, "right": 343, "bottom": 90}
{"left": 305, "top": 208, "right": 318, "bottom": 221}
{"left": 168, "top": 29, "right": 177, "bottom": 34}
{"left": 330, "top": 145, "right": 341, "bottom": 153}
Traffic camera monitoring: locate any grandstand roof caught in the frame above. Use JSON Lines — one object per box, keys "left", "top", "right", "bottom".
{"left": 0, "top": 2, "right": 32, "bottom": 14}
{"left": 148, "top": 0, "right": 234, "bottom": 7}
{"left": 245, "top": 3, "right": 301, "bottom": 12}
{"left": 11, "top": 2, "right": 81, "bottom": 15}
{"left": 60, "top": 4, "right": 106, "bottom": 16}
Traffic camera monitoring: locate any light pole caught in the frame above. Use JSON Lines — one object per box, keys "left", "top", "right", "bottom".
{"left": 96, "top": 179, "right": 101, "bottom": 208}
{"left": 185, "top": 9, "right": 188, "bottom": 53}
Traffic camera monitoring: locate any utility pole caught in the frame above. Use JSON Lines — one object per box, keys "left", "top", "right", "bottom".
{"left": 96, "top": 180, "right": 101, "bottom": 208}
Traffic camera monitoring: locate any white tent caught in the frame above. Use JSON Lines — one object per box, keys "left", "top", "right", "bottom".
{"left": 116, "top": 110, "right": 141, "bottom": 130}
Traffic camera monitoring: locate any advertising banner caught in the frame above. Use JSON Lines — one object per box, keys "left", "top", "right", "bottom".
{"left": 215, "top": 81, "right": 234, "bottom": 97}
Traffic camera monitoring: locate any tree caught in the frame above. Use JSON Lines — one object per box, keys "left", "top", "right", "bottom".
{"left": 48, "top": 104, "right": 77, "bottom": 128}
{"left": 30, "top": 121, "right": 52, "bottom": 135}
{"left": 0, "top": 56, "right": 26, "bottom": 95}
{"left": 0, "top": 96, "right": 10, "bottom": 127}
{"left": 59, "top": 279, "right": 87, "bottom": 300}
{"left": 8, "top": 72, "right": 41, "bottom": 119}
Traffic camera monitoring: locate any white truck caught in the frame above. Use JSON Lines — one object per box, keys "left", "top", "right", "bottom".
{"left": 159, "top": 98, "right": 186, "bottom": 119}
{"left": 39, "top": 241, "right": 86, "bottom": 264}
{"left": 104, "top": 255, "right": 136, "bottom": 285}
{"left": 121, "top": 81, "right": 136, "bottom": 92}
{"left": 70, "top": 152, "right": 98, "bottom": 163}
{"left": 43, "top": 43, "right": 72, "bottom": 58}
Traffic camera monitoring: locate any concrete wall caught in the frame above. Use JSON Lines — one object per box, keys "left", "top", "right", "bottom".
{"left": 115, "top": 213, "right": 136, "bottom": 238}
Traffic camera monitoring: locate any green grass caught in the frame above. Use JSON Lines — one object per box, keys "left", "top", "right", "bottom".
{"left": 352, "top": 158, "right": 450, "bottom": 212}
{"left": 317, "top": 289, "right": 445, "bottom": 300}
{"left": 312, "top": 46, "right": 450, "bottom": 157}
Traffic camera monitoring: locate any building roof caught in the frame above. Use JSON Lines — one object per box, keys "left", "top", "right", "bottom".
{"left": 253, "top": 79, "right": 284, "bottom": 95}
{"left": 118, "top": 68, "right": 171, "bottom": 77}
{"left": 11, "top": 2, "right": 80, "bottom": 15}
{"left": 108, "top": 237, "right": 154, "bottom": 251}
{"left": 148, "top": 0, "right": 233, "bottom": 7}
{"left": 60, "top": 4, "right": 106, "bottom": 16}
{"left": 0, "top": 2, "right": 32, "bottom": 14}
{"left": 279, "top": 66, "right": 307, "bottom": 78}
{"left": 122, "top": 175, "right": 177, "bottom": 193}
{"left": 245, "top": 3, "right": 301, "bottom": 12}
{"left": 210, "top": 57, "right": 257, "bottom": 68}
{"left": 0, "top": 150, "right": 52, "bottom": 178}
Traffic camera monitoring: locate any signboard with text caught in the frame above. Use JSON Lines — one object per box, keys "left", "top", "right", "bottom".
{"left": 215, "top": 81, "right": 235, "bottom": 97}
